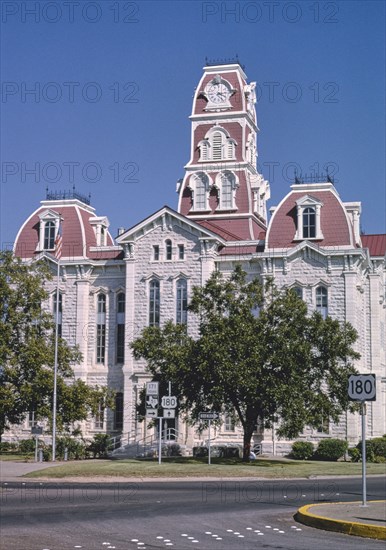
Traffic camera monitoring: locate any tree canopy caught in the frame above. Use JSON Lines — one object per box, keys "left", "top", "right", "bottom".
{"left": 131, "top": 265, "right": 360, "bottom": 460}
{"left": 0, "top": 251, "right": 112, "bottom": 440}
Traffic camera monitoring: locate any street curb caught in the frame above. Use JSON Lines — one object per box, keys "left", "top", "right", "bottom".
{"left": 295, "top": 500, "right": 386, "bottom": 540}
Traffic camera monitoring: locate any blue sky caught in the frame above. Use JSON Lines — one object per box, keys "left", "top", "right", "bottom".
{"left": 1, "top": 0, "right": 385, "bottom": 247}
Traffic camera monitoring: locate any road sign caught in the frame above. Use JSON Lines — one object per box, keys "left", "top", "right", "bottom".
{"left": 146, "top": 408, "right": 158, "bottom": 418}
{"left": 31, "top": 426, "right": 43, "bottom": 435}
{"left": 146, "top": 395, "right": 159, "bottom": 408}
{"left": 163, "top": 409, "right": 175, "bottom": 419}
{"left": 348, "top": 374, "right": 376, "bottom": 401}
{"left": 199, "top": 412, "right": 219, "bottom": 420}
{"left": 161, "top": 396, "right": 177, "bottom": 409}
{"left": 146, "top": 381, "right": 159, "bottom": 395}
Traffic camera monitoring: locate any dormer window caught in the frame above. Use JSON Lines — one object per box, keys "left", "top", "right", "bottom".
{"left": 89, "top": 216, "right": 110, "bottom": 247}
{"left": 44, "top": 221, "right": 56, "bottom": 250}
{"left": 303, "top": 207, "right": 316, "bottom": 238}
{"left": 37, "top": 209, "right": 61, "bottom": 252}
{"left": 295, "top": 195, "right": 324, "bottom": 240}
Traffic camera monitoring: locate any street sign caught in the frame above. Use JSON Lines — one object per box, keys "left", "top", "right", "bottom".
{"left": 146, "top": 408, "right": 158, "bottom": 418}
{"left": 163, "top": 409, "right": 175, "bottom": 419}
{"left": 31, "top": 426, "right": 43, "bottom": 435}
{"left": 348, "top": 374, "right": 376, "bottom": 401}
{"left": 146, "top": 395, "right": 159, "bottom": 408}
{"left": 199, "top": 412, "right": 219, "bottom": 420}
{"left": 161, "top": 396, "right": 177, "bottom": 409}
{"left": 146, "top": 381, "right": 159, "bottom": 395}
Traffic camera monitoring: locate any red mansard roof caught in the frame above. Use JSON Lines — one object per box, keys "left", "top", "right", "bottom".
{"left": 267, "top": 187, "right": 353, "bottom": 249}
{"left": 361, "top": 234, "right": 386, "bottom": 257}
{"left": 14, "top": 200, "right": 121, "bottom": 261}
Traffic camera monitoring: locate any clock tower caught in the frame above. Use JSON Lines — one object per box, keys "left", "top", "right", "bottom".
{"left": 177, "top": 60, "right": 270, "bottom": 241}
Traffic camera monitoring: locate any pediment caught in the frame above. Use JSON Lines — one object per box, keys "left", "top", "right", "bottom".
{"left": 116, "top": 206, "right": 225, "bottom": 245}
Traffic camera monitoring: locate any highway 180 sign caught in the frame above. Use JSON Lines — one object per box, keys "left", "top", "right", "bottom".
{"left": 348, "top": 374, "right": 376, "bottom": 401}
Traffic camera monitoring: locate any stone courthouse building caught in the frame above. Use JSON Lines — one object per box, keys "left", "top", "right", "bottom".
{"left": 13, "top": 62, "right": 386, "bottom": 454}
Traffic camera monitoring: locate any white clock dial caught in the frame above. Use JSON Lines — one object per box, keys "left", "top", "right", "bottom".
{"left": 207, "top": 83, "right": 230, "bottom": 104}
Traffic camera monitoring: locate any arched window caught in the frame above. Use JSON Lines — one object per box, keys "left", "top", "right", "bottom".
{"left": 220, "top": 173, "right": 233, "bottom": 209}
{"left": 149, "top": 280, "right": 160, "bottom": 327}
{"left": 176, "top": 279, "right": 188, "bottom": 324}
{"left": 53, "top": 292, "right": 63, "bottom": 338}
{"left": 293, "top": 287, "right": 303, "bottom": 299}
{"left": 44, "top": 221, "right": 55, "bottom": 250}
{"left": 96, "top": 294, "right": 106, "bottom": 363}
{"left": 165, "top": 239, "right": 172, "bottom": 261}
{"left": 316, "top": 286, "right": 328, "bottom": 319}
{"left": 303, "top": 207, "right": 316, "bottom": 238}
{"left": 216, "top": 171, "right": 237, "bottom": 210}
{"left": 192, "top": 173, "right": 210, "bottom": 210}
{"left": 116, "top": 293, "right": 125, "bottom": 364}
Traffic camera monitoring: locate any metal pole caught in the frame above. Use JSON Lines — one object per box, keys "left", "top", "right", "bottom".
{"left": 208, "top": 420, "right": 211, "bottom": 465}
{"left": 361, "top": 402, "right": 367, "bottom": 507}
{"left": 158, "top": 417, "right": 162, "bottom": 465}
{"left": 35, "top": 436, "right": 38, "bottom": 463}
{"left": 52, "top": 259, "right": 60, "bottom": 461}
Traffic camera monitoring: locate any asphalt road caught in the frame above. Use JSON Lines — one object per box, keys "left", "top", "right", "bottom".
{"left": 1, "top": 476, "right": 385, "bottom": 550}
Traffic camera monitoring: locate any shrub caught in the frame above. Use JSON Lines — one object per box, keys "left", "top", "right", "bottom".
{"left": 290, "top": 441, "right": 314, "bottom": 460}
{"left": 19, "top": 438, "right": 37, "bottom": 454}
{"left": 87, "top": 434, "right": 110, "bottom": 458}
{"left": 354, "top": 435, "right": 386, "bottom": 463}
{"left": 348, "top": 447, "right": 361, "bottom": 462}
{"left": 56, "top": 436, "right": 87, "bottom": 460}
{"left": 314, "top": 438, "right": 348, "bottom": 461}
{"left": 0, "top": 442, "right": 19, "bottom": 453}
{"left": 193, "top": 446, "right": 208, "bottom": 458}
{"left": 162, "top": 443, "right": 182, "bottom": 457}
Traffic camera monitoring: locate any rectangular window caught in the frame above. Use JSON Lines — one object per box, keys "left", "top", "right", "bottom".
{"left": 96, "top": 325, "right": 106, "bottom": 363}
{"left": 116, "top": 324, "right": 124, "bottom": 363}
{"left": 28, "top": 411, "right": 37, "bottom": 428}
{"left": 153, "top": 245, "right": 160, "bottom": 261}
{"left": 178, "top": 244, "right": 185, "bottom": 260}
{"left": 149, "top": 280, "right": 160, "bottom": 326}
{"left": 97, "top": 294, "right": 106, "bottom": 363}
{"left": 224, "top": 414, "right": 235, "bottom": 432}
{"left": 94, "top": 402, "right": 104, "bottom": 429}
{"left": 53, "top": 292, "right": 63, "bottom": 338}
{"left": 303, "top": 208, "right": 316, "bottom": 238}
{"left": 114, "top": 393, "right": 124, "bottom": 430}
{"left": 176, "top": 279, "right": 188, "bottom": 324}
{"left": 116, "top": 293, "right": 125, "bottom": 363}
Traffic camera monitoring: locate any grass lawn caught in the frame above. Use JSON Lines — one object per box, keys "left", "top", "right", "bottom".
{"left": 21, "top": 456, "right": 386, "bottom": 479}
{"left": 0, "top": 453, "right": 31, "bottom": 462}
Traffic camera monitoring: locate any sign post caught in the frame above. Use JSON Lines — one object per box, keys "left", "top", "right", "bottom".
{"left": 199, "top": 412, "right": 219, "bottom": 465}
{"left": 348, "top": 374, "right": 376, "bottom": 507}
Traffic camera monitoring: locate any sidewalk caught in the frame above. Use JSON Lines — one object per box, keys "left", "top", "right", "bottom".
{"left": 296, "top": 500, "right": 386, "bottom": 540}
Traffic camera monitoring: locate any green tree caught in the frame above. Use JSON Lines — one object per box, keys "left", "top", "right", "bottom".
{"left": 0, "top": 251, "right": 113, "bottom": 441}
{"left": 132, "top": 266, "right": 359, "bottom": 461}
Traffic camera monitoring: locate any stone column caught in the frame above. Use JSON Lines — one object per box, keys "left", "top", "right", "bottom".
{"left": 369, "top": 273, "right": 385, "bottom": 436}
{"left": 75, "top": 279, "right": 90, "bottom": 379}
{"left": 344, "top": 271, "right": 360, "bottom": 443}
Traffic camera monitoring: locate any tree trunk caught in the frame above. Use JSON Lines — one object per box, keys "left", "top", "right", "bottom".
{"left": 242, "top": 425, "right": 255, "bottom": 462}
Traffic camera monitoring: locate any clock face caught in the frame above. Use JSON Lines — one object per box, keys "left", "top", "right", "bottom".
{"left": 207, "top": 82, "right": 230, "bottom": 104}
